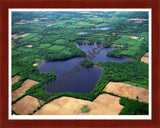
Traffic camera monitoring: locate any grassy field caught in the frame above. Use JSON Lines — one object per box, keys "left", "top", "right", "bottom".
{"left": 106, "top": 35, "right": 148, "bottom": 60}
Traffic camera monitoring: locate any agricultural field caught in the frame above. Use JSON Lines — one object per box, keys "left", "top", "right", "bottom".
{"left": 103, "top": 82, "right": 148, "bottom": 103}
{"left": 12, "top": 95, "right": 44, "bottom": 115}
{"left": 141, "top": 52, "right": 149, "bottom": 63}
{"left": 106, "top": 34, "right": 148, "bottom": 60}
{"left": 34, "top": 94, "right": 123, "bottom": 115}
{"left": 12, "top": 79, "right": 39, "bottom": 100}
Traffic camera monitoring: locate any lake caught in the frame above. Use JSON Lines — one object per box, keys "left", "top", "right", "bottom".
{"left": 77, "top": 32, "right": 88, "bottom": 35}
{"left": 38, "top": 44, "right": 129, "bottom": 94}
{"left": 77, "top": 27, "right": 112, "bottom": 35}
{"left": 91, "top": 27, "right": 112, "bottom": 30}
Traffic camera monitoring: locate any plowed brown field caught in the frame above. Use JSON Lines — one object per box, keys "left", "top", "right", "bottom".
{"left": 103, "top": 82, "right": 148, "bottom": 103}
{"left": 141, "top": 52, "right": 149, "bottom": 64}
{"left": 12, "top": 95, "right": 44, "bottom": 115}
{"left": 34, "top": 94, "right": 123, "bottom": 115}
{"left": 12, "top": 79, "right": 39, "bottom": 100}
{"left": 12, "top": 75, "right": 20, "bottom": 85}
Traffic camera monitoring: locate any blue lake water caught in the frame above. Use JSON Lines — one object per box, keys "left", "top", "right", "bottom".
{"left": 77, "top": 32, "right": 88, "bottom": 35}
{"left": 38, "top": 44, "right": 129, "bottom": 94}
{"left": 91, "top": 27, "right": 112, "bottom": 30}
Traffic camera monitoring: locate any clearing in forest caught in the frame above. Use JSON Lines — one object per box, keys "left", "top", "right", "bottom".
{"left": 130, "top": 36, "right": 139, "bottom": 39}
{"left": 127, "top": 18, "right": 148, "bottom": 23}
{"left": 34, "top": 94, "right": 123, "bottom": 115}
{"left": 25, "top": 45, "right": 32, "bottom": 48}
{"left": 12, "top": 79, "right": 39, "bottom": 100}
{"left": 103, "top": 82, "right": 148, "bottom": 103}
{"left": 12, "top": 33, "right": 31, "bottom": 39}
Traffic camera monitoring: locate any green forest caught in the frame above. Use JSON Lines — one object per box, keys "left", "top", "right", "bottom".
{"left": 11, "top": 11, "right": 149, "bottom": 115}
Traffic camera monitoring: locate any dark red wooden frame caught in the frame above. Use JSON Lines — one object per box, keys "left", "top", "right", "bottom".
{"left": 0, "top": 0, "right": 160, "bottom": 128}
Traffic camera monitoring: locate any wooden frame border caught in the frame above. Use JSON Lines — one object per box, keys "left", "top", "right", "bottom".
{"left": 0, "top": 0, "right": 160, "bottom": 128}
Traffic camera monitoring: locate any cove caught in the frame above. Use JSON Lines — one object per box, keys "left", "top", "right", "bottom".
{"left": 38, "top": 44, "right": 129, "bottom": 94}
